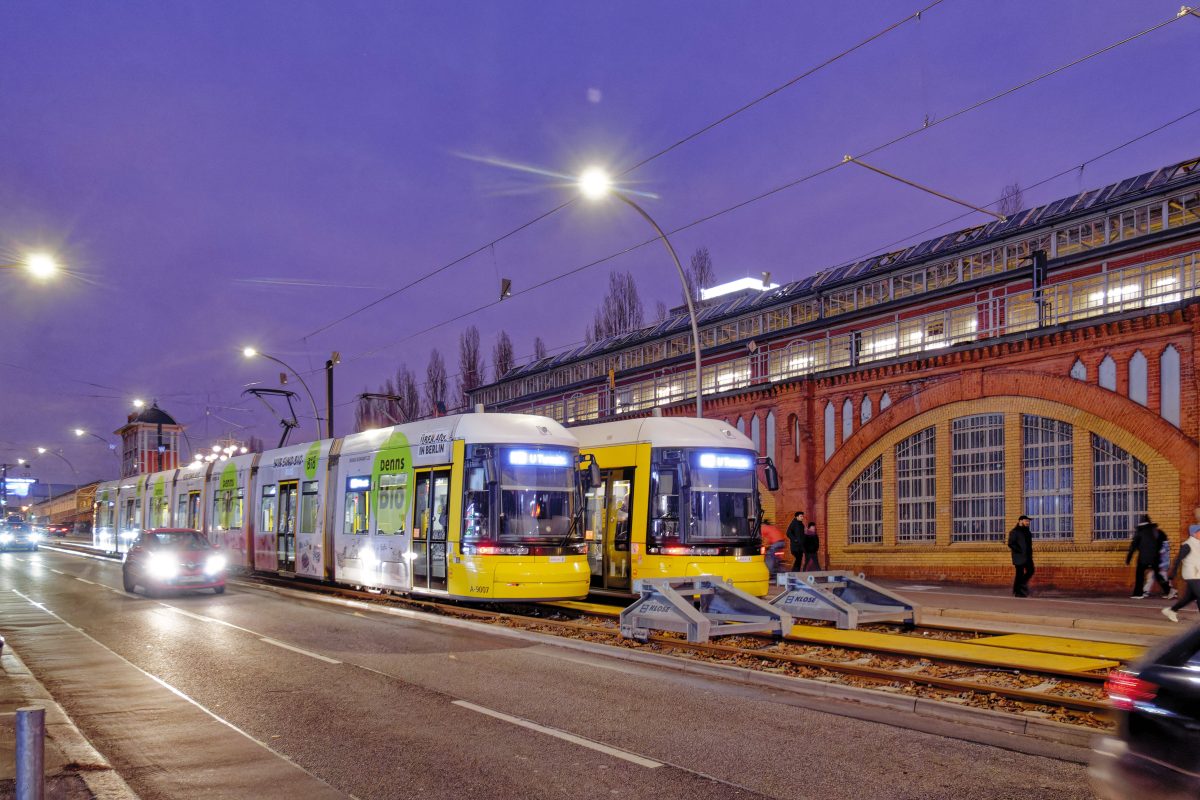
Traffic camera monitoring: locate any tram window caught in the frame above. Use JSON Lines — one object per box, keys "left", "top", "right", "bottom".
{"left": 174, "top": 493, "right": 187, "bottom": 527}
{"left": 260, "top": 485, "right": 277, "bottom": 533}
{"left": 689, "top": 464, "right": 754, "bottom": 541}
{"left": 343, "top": 476, "right": 371, "bottom": 534}
{"left": 652, "top": 470, "right": 680, "bottom": 518}
{"left": 376, "top": 474, "right": 406, "bottom": 535}
{"left": 463, "top": 465, "right": 489, "bottom": 542}
{"left": 300, "top": 481, "right": 319, "bottom": 535}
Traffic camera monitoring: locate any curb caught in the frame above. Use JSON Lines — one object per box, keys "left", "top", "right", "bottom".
{"left": 923, "top": 605, "right": 1177, "bottom": 637}
{"left": 2, "top": 645, "right": 138, "bottom": 800}
{"left": 236, "top": 578, "right": 1101, "bottom": 759}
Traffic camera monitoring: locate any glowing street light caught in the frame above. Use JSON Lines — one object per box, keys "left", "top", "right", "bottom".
{"left": 577, "top": 167, "right": 705, "bottom": 418}
{"left": 242, "top": 347, "right": 323, "bottom": 438}
{"left": 133, "top": 398, "right": 145, "bottom": 409}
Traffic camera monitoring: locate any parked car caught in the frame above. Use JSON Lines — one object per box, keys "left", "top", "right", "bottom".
{"left": 122, "top": 529, "right": 226, "bottom": 596}
{"left": 1090, "top": 624, "right": 1200, "bottom": 799}
{"left": 0, "top": 522, "right": 42, "bottom": 551}
{"left": 45, "top": 523, "right": 71, "bottom": 537}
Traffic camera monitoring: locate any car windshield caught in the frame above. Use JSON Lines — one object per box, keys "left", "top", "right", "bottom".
{"left": 7, "top": 523, "right": 30, "bottom": 533}
{"left": 146, "top": 531, "right": 209, "bottom": 549}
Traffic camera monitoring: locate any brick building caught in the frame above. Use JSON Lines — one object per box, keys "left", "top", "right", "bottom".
{"left": 470, "top": 155, "right": 1200, "bottom": 590}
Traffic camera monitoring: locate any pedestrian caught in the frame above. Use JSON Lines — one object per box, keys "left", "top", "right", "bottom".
{"left": 801, "top": 522, "right": 821, "bottom": 571}
{"left": 1007, "top": 514, "right": 1034, "bottom": 597}
{"left": 1162, "top": 509, "right": 1200, "bottom": 622}
{"left": 760, "top": 518, "right": 786, "bottom": 577}
{"left": 1155, "top": 523, "right": 1178, "bottom": 601}
{"left": 1126, "top": 515, "right": 1171, "bottom": 599}
{"left": 785, "top": 511, "right": 805, "bottom": 573}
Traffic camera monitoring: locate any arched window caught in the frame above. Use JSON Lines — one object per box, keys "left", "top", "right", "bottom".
{"left": 1022, "top": 415, "right": 1073, "bottom": 540}
{"left": 879, "top": 392, "right": 891, "bottom": 410}
{"left": 951, "top": 414, "right": 1005, "bottom": 542}
{"left": 848, "top": 457, "right": 883, "bottom": 544}
{"left": 1070, "top": 359, "right": 1087, "bottom": 381}
{"left": 860, "top": 395, "right": 873, "bottom": 424}
{"left": 789, "top": 414, "right": 801, "bottom": 461}
{"left": 1161, "top": 345, "right": 1181, "bottom": 426}
{"left": 1129, "top": 351, "right": 1148, "bottom": 406}
{"left": 842, "top": 398, "right": 853, "bottom": 442}
{"left": 1099, "top": 355, "right": 1117, "bottom": 391}
{"left": 750, "top": 414, "right": 761, "bottom": 452}
{"left": 765, "top": 412, "right": 776, "bottom": 460}
{"left": 895, "top": 427, "right": 935, "bottom": 543}
{"left": 824, "top": 402, "right": 835, "bottom": 461}
{"left": 1092, "top": 434, "right": 1147, "bottom": 540}
{"left": 736, "top": 417, "right": 745, "bottom": 435}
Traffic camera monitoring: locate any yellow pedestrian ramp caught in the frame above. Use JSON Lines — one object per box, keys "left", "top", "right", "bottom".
{"left": 546, "top": 600, "right": 621, "bottom": 616}
{"left": 787, "top": 625, "right": 1119, "bottom": 674}
{"left": 969, "top": 633, "right": 1143, "bottom": 663}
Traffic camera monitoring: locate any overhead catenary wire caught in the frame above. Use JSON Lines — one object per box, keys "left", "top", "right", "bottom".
{"left": 335, "top": 8, "right": 1191, "bottom": 368}
{"left": 300, "top": 0, "right": 950, "bottom": 341}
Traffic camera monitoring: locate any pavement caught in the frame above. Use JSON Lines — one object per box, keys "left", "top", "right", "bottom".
{"left": 0, "top": 547, "right": 1102, "bottom": 800}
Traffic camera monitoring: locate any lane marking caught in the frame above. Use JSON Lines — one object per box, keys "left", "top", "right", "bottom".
{"left": 74, "top": 577, "right": 96, "bottom": 585}
{"left": 451, "top": 700, "right": 661, "bottom": 768}
{"left": 259, "top": 637, "right": 342, "bottom": 665}
{"left": 7, "top": 589, "right": 359, "bottom": 799}
{"left": 50, "top": 569, "right": 65, "bottom": 575}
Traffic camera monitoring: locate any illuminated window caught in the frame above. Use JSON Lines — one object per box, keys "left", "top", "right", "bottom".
{"left": 1091, "top": 434, "right": 1146, "bottom": 541}
{"left": 1022, "top": 416, "right": 1073, "bottom": 541}
{"left": 300, "top": 481, "right": 319, "bottom": 535}
{"left": 848, "top": 457, "right": 883, "bottom": 545}
{"left": 895, "top": 427, "right": 936, "bottom": 543}
{"left": 951, "top": 414, "right": 1005, "bottom": 542}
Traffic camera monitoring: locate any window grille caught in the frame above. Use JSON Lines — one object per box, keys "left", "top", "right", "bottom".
{"left": 1022, "top": 416, "right": 1073, "bottom": 540}
{"left": 895, "top": 427, "right": 936, "bottom": 543}
{"left": 951, "top": 414, "right": 1005, "bottom": 542}
{"left": 1091, "top": 434, "right": 1147, "bottom": 540}
{"left": 848, "top": 457, "right": 883, "bottom": 544}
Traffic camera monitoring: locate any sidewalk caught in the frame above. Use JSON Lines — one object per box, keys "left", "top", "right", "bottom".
{"left": 0, "top": 638, "right": 136, "bottom": 800}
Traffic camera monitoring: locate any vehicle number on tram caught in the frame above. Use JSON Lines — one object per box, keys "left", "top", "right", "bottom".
{"left": 469, "top": 585, "right": 490, "bottom": 594}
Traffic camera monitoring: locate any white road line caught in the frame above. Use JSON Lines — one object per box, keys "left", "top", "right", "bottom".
{"left": 74, "top": 577, "right": 96, "bottom": 585}
{"left": 451, "top": 700, "right": 662, "bottom": 768}
{"left": 50, "top": 569, "right": 65, "bottom": 575}
{"left": 259, "top": 637, "right": 342, "bottom": 665}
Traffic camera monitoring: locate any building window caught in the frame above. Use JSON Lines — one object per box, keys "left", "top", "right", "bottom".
{"left": 736, "top": 417, "right": 745, "bottom": 435}
{"left": 750, "top": 414, "right": 761, "bottom": 452}
{"left": 824, "top": 402, "right": 835, "bottom": 461}
{"left": 791, "top": 414, "right": 801, "bottom": 461}
{"left": 1022, "top": 416, "right": 1073, "bottom": 540}
{"left": 848, "top": 457, "right": 883, "bottom": 544}
{"left": 1092, "top": 434, "right": 1147, "bottom": 541}
{"left": 879, "top": 392, "right": 891, "bottom": 410}
{"left": 1129, "top": 351, "right": 1148, "bottom": 406}
{"left": 765, "top": 412, "right": 776, "bottom": 461}
{"left": 842, "top": 398, "right": 853, "bottom": 442}
{"left": 1161, "top": 345, "right": 1181, "bottom": 426}
{"left": 860, "top": 395, "right": 873, "bottom": 424}
{"left": 895, "top": 427, "right": 936, "bottom": 543}
{"left": 1099, "top": 355, "right": 1117, "bottom": 391}
{"left": 1070, "top": 359, "right": 1087, "bottom": 381}
{"left": 951, "top": 414, "right": 1006, "bottom": 542}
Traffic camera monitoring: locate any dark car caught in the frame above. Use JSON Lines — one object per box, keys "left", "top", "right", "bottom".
{"left": 122, "top": 529, "right": 226, "bottom": 596}
{"left": 1090, "top": 624, "right": 1200, "bottom": 799}
{"left": 0, "top": 522, "right": 42, "bottom": 551}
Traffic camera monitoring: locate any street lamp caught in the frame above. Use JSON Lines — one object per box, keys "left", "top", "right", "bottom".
{"left": 242, "top": 347, "right": 323, "bottom": 439}
{"left": 1, "top": 251, "right": 60, "bottom": 282}
{"left": 132, "top": 398, "right": 145, "bottom": 409}
{"left": 578, "top": 167, "right": 705, "bottom": 418}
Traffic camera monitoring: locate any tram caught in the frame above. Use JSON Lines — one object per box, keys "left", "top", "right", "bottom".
{"left": 572, "top": 415, "right": 776, "bottom": 597}
{"left": 94, "top": 412, "right": 592, "bottom": 602}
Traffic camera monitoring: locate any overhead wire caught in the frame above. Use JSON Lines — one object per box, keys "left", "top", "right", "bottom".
{"left": 335, "top": 7, "right": 1192, "bottom": 367}
{"left": 300, "top": 0, "right": 949, "bottom": 340}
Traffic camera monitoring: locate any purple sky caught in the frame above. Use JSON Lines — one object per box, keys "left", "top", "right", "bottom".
{"left": 1, "top": 0, "right": 1196, "bottom": 485}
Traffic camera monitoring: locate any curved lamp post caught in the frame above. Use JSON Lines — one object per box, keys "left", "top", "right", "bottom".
{"left": 578, "top": 168, "right": 704, "bottom": 418}
{"left": 243, "top": 347, "right": 323, "bottom": 439}
{"left": 73, "top": 428, "right": 119, "bottom": 462}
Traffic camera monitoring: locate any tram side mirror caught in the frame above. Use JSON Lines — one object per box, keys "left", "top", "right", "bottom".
{"left": 762, "top": 458, "right": 780, "bottom": 492}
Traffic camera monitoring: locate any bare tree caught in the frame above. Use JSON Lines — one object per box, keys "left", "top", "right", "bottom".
{"left": 354, "top": 387, "right": 379, "bottom": 432}
{"left": 998, "top": 182, "right": 1024, "bottom": 218}
{"left": 492, "top": 330, "right": 514, "bottom": 380}
{"left": 655, "top": 300, "right": 669, "bottom": 323}
{"left": 685, "top": 246, "right": 716, "bottom": 303}
{"left": 246, "top": 435, "right": 266, "bottom": 453}
{"left": 455, "top": 325, "right": 484, "bottom": 409}
{"left": 396, "top": 364, "right": 420, "bottom": 422}
{"left": 586, "top": 269, "right": 644, "bottom": 343}
{"left": 532, "top": 336, "right": 548, "bottom": 361}
{"left": 424, "top": 349, "right": 447, "bottom": 416}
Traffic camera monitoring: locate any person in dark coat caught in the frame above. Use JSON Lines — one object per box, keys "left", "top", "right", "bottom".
{"left": 1007, "top": 515, "right": 1034, "bottom": 597}
{"left": 785, "top": 511, "right": 805, "bottom": 572}
{"left": 801, "top": 522, "right": 821, "bottom": 571}
{"left": 1126, "top": 515, "right": 1171, "bottom": 598}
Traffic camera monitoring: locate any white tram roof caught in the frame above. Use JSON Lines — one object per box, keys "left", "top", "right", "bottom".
{"left": 572, "top": 416, "right": 755, "bottom": 450}
{"left": 339, "top": 412, "right": 577, "bottom": 457}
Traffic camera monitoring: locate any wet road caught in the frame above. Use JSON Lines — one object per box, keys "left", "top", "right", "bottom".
{"left": 0, "top": 549, "right": 1095, "bottom": 800}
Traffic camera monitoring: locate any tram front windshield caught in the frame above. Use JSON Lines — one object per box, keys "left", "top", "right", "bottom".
{"left": 497, "top": 448, "right": 578, "bottom": 542}
{"left": 689, "top": 462, "right": 755, "bottom": 541}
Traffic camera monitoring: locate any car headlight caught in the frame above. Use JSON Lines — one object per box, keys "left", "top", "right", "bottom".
{"left": 204, "top": 554, "right": 227, "bottom": 575}
{"left": 146, "top": 552, "right": 179, "bottom": 579}
{"left": 0, "top": 533, "right": 12, "bottom": 544}
{"left": 29, "top": 532, "right": 42, "bottom": 543}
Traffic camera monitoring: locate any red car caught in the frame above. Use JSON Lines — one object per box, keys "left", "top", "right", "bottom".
{"left": 122, "top": 529, "right": 227, "bottom": 596}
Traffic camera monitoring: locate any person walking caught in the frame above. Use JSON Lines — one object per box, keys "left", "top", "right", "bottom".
{"left": 1162, "top": 515, "right": 1200, "bottom": 622}
{"left": 801, "top": 522, "right": 821, "bottom": 571}
{"left": 785, "top": 511, "right": 805, "bottom": 573}
{"left": 1007, "top": 515, "right": 1034, "bottom": 597}
{"left": 760, "top": 519, "right": 786, "bottom": 577}
{"left": 1126, "top": 515, "right": 1171, "bottom": 598}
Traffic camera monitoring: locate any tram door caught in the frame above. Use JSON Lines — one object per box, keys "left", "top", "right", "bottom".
{"left": 411, "top": 469, "right": 450, "bottom": 591}
{"left": 186, "top": 491, "right": 201, "bottom": 530}
{"left": 277, "top": 481, "right": 298, "bottom": 572}
{"left": 585, "top": 469, "right": 633, "bottom": 591}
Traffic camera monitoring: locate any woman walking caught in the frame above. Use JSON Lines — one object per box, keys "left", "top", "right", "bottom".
{"left": 1163, "top": 513, "right": 1200, "bottom": 622}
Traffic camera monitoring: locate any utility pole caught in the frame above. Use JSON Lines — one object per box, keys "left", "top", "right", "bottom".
{"left": 325, "top": 352, "right": 340, "bottom": 439}
{"left": 1, "top": 463, "right": 8, "bottom": 513}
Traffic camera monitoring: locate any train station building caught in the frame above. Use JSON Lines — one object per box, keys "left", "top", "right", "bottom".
{"left": 471, "top": 155, "right": 1200, "bottom": 591}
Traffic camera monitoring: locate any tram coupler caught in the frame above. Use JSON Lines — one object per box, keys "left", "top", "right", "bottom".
{"left": 770, "top": 571, "right": 918, "bottom": 630}
{"left": 619, "top": 576, "right": 792, "bottom": 644}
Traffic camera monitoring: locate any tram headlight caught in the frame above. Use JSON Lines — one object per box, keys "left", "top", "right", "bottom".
{"left": 147, "top": 552, "right": 179, "bottom": 579}
{"left": 204, "top": 554, "right": 227, "bottom": 575}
